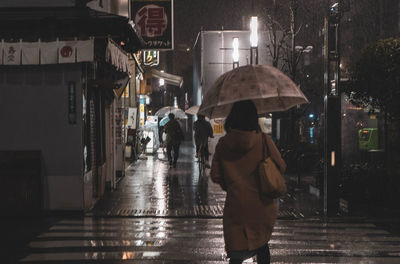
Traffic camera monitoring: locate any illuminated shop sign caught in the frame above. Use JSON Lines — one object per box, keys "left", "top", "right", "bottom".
{"left": 143, "top": 50, "right": 159, "bottom": 66}
{"left": 131, "top": 0, "right": 174, "bottom": 50}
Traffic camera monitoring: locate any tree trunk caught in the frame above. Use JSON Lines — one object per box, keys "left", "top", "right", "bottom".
{"left": 290, "top": 0, "right": 298, "bottom": 82}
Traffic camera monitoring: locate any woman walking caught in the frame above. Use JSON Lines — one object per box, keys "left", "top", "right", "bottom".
{"left": 210, "top": 100, "right": 286, "bottom": 264}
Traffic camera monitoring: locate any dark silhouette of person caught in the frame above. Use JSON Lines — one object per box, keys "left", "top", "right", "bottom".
{"left": 193, "top": 114, "right": 214, "bottom": 163}
{"left": 164, "top": 113, "right": 184, "bottom": 168}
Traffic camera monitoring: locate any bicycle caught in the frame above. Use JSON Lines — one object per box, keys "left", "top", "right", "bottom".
{"left": 197, "top": 141, "right": 210, "bottom": 177}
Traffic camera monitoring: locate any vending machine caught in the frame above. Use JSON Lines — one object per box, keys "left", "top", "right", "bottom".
{"left": 358, "top": 128, "right": 378, "bottom": 150}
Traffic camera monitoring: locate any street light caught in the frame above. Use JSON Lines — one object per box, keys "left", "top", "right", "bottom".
{"left": 232, "top": 37, "right": 239, "bottom": 68}
{"left": 250, "top": 16, "right": 258, "bottom": 65}
{"left": 159, "top": 70, "right": 165, "bottom": 86}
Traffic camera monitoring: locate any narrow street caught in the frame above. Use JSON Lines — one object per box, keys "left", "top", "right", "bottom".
{"left": 16, "top": 143, "right": 400, "bottom": 263}
{"left": 2, "top": 1, "right": 400, "bottom": 264}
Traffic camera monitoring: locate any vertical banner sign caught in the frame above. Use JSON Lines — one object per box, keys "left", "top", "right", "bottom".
{"left": 128, "top": 107, "right": 138, "bottom": 129}
{"left": 68, "top": 82, "right": 77, "bottom": 124}
{"left": 139, "top": 96, "right": 146, "bottom": 126}
{"left": 131, "top": 0, "right": 174, "bottom": 50}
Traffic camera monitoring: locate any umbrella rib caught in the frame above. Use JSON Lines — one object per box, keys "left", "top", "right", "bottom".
{"left": 276, "top": 87, "right": 283, "bottom": 108}
{"left": 253, "top": 66, "right": 263, "bottom": 100}
{"left": 209, "top": 103, "right": 214, "bottom": 119}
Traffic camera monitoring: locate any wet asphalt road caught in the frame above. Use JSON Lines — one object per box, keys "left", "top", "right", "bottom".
{"left": 16, "top": 142, "right": 400, "bottom": 263}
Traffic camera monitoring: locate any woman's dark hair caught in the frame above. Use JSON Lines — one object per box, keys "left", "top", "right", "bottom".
{"left": 224, "top": 100, "right": 260, "bottom": 132}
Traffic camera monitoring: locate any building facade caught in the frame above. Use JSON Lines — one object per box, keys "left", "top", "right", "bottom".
{"left": 0, "top": 0, "right": 143, "bottom": 212}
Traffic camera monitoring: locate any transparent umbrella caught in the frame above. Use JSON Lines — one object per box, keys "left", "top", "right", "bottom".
{"left": 159, "top": 116, "right": 169, "bottom": 126}
{"left": 184, "top": 105, "right": 200, "bottom": 115}
{"left": 155, "top": 106, "right": 187, "bottom": 119}
{"left": 198, "top": 65, "right": 309, "bottom": 119}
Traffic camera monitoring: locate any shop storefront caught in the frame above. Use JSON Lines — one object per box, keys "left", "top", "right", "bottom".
{"left": 0, "top": 6, "right": 143, "bottom": 211}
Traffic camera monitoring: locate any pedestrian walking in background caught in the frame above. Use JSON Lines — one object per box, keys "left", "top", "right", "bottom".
{"left": 210, "top": 100, "right": 286, "bottom": 264}
{"left": 193, "top": 114, "right": 214, "bottom": 164}
{"left": 164, "top": 113, "right": 184, "bottom": 168}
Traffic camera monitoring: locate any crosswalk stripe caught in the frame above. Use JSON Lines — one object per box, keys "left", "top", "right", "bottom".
{"left": 20, "top": 217, "right": 400, "bottom": 263}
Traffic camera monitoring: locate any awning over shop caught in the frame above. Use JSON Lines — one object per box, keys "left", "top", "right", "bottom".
{"left": 0, "top": 38, "right": 131, "bottom": 75}
{"left": 0, "top": 6, "right": 144, "bottom": 53}
{"left": 106, "top": 39, "right": 132, "bottom": 74}
{"left": 0, "top": 39, "right": 94, "bottom": 65}
{"left": 150, "top": 69, "right": 184, "bottom": 88}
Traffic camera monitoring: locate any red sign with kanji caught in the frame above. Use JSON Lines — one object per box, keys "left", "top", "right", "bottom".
{"left": 131, "top": 0, "right": 173, "bottom": 50}
{"left": 60, "top": 46, "right": 73, "bottom": 58}
{"left": 136, "top": 5, "right": 168, "bottom": 37}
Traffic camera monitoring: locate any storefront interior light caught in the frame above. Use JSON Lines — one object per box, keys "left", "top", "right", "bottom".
{"left": 232, "top": 37, "right": 239, "bottom": 63}
{"left": 250, "top": 16, "right": 258, "bottom": 47}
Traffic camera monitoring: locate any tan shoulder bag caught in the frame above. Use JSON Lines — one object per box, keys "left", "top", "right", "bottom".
{"left": 258, "top": 133, "right": 287, "bottom": 198}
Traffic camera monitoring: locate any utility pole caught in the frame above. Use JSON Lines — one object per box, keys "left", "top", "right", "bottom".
{"left": 323, "top": 0, "right": 343, "bottom": 216}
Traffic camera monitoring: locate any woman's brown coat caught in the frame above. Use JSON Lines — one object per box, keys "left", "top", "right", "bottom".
{"left": 210, "top": 129, "right": 286, "bottom": 252}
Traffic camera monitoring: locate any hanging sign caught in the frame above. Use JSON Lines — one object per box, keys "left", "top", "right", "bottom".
{"left": 131, "top": 0, "right": 174, "bottom": 50}
{"left": 0, "top": 39, "right": 94, "bottom": 65}
{"left": 143, "top": 50, "right": 159, "bottom": 66}
{"left": 3, "top": 42, "right": 21, "bottom": 65}
{"left": 68, "top": 81, "right": 77, "bottom": 125}
{"left": 127, "top": 107, "right": 138, "bottom": 129}
{"left": 211, "top": 118, "right": 225, "bottom": 135}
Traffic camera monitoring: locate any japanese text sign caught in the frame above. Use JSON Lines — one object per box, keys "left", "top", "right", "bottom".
{"left": 131, "top": 0, "right": 174, "bottom": 50}
{"left": 143, "top": 50, "right": 159, "bottom": 66}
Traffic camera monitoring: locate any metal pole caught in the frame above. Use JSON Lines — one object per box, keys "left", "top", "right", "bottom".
{"left": 255, "top": 46, "right": 258, "bottom": 65}
{"left": 323, "top": 0, "right": 342, "bottom": 217}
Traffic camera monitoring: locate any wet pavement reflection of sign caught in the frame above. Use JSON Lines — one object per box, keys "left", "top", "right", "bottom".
{"left": 13, "top": 143, "right": 400, "bottom": 263}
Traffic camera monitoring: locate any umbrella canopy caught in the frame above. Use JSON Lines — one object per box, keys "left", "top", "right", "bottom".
{"left": 159, "top": 116, "right": 169, "bottom": 126}
{"left": 155, "top": 106, "right": 187, "bottom": 119}
{"left": 184, "top": 105, "right": 200, "bottom": 115}
{"left": 198, "top": 65, "right": 309, "bottom": 119}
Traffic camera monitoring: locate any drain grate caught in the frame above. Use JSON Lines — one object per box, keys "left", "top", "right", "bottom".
{"left": 89, "top": 205, "right": 303, "bottom": 219}
{"left": 278, "top": 209, "right": 303, "bottom": 220}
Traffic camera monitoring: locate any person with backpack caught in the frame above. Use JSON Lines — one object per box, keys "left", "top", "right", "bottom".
{"left": 164, "top": 113, "right": 184, "bottom": 168}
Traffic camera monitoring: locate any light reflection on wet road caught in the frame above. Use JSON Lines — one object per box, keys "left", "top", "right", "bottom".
{"left": 19, "top": 143, "right": 400, "bottom": 263}
{"left": 89, "top": 143, "right": 226, "bottom": 217}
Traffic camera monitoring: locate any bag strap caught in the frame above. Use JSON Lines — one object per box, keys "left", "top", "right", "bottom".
{"left": 261, "top": 133, "right": 271, "bottom": 160}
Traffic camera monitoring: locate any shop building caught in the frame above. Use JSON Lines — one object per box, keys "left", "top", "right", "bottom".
{"left": 0, "top": 1, "right": 144, "bottom": 212}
